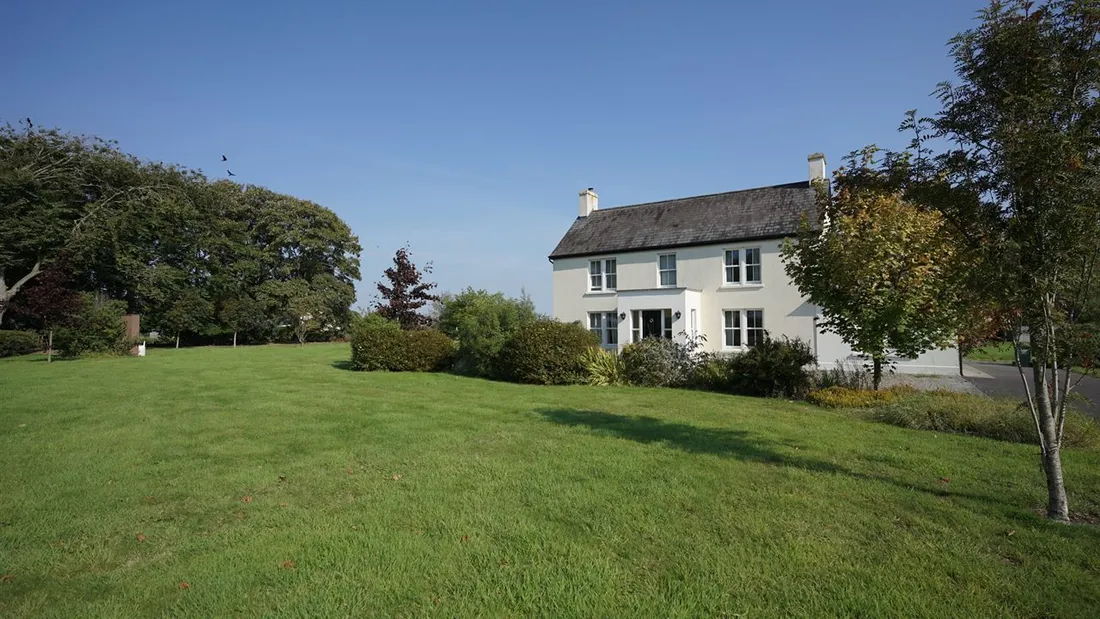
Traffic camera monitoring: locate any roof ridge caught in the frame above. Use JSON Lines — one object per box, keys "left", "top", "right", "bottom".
{"left": 592, "top": 180, "right": 810, "bottom": 213}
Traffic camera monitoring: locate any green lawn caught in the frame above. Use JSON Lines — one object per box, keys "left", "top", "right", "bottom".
{"left": 966, "top": 341, "right": 1017, "bottom": 363}
{"left": 2, "top": 344, "right": 1099, "bottom": 618}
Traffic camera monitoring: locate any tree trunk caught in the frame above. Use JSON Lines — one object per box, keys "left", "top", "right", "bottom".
{"left": 175, "top": 334, "right": 180, "bottom": 349}
{"left": 872, "top": 358, "right": 883, "bottom": 391}
{"left": 1033, "top": 363, "right": 1070, "bottom": 522}
{"left": 47, "top": 329, "right": 53, "bottom": 363}
{"left": 958, "top": 344, "right": 964, "bottom": 377}
{"left": 233, "top": 331, "right": 237, "bottom": 348}
{"left": 0, "top": 262, "right": 43, "bottom": 327}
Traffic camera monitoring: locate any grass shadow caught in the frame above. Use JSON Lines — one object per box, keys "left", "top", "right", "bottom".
{"left": 331, "top": 360, "right": 356, "bottom": 371}
{"left": 535, "top": 407, "right": 1044, "bottom": 515}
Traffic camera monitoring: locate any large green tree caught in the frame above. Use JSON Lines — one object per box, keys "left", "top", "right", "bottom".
{"left": 782, "top": 163, "right": 965, "bottom": 389}
{"left": 1, "top": 122, "right": 363, "bottom": 345}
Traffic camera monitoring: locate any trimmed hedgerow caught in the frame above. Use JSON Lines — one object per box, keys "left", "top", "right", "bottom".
{"left": 349, "top": 314, "right": 455, "bottom": 372}
{"left": 0, "top": 330, "right": 40, "bottom": 358}
{"left": 496, "top": 320, "right": 598, "bottom": 385}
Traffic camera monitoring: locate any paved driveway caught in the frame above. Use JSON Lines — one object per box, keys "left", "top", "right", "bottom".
{"left": 965, "top": 362, "right": 1100, "bottom": 420}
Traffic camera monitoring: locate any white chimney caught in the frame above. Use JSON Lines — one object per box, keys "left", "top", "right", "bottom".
{"left": 808, "top": 153, "right": 827, "bottom": 183}
{"left": 579, "top": 188, "right": 598, "bottom": 217}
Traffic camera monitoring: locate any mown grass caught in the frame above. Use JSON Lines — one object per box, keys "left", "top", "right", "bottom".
{"left": 2, "top": 343, "right": 1100, "bottom": 618}
{"left": 966, "top": 341, "right": 1017, "bottom": 363}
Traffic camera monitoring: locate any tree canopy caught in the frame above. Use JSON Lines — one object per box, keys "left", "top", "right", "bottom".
{"left": 1, "top": 122, "right": 362, "bottom": 344}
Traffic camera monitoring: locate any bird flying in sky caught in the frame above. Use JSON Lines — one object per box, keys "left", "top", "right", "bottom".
{"left": 227, "top": 169, "right": 236, "bottom": 176}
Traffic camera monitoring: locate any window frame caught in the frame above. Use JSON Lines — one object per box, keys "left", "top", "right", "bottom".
{"left": 722, "top": 246, "right": 763, "bottom": 286}
{"left": 588, "top": 258, "right": 617, "bottom": 293}
{"left": 589, "top": 311, "right": 618, "bottom": 347}
{"left": 722, "top": 309, "right": 765, "bottom": 350}
{"left": 657, "top": 253, "right": 677, "bottom": 288}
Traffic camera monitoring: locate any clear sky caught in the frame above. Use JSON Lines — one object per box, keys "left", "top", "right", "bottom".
{"left": 1, "top": 0, "right": 988, "bottom": 312}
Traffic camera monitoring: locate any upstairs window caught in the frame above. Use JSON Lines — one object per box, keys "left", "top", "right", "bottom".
{"left": 724, "top": 250, "right": 740, "bottom": 284}
{"left": 744, "top": 248, "right": 762, "bottom": 284}
{"left": 589, "top": 259, "right": 617, "bottom": 291}
{"left": 658, "top": 254, "right": 677, "bottom": 287}
{"left": 725, "top": 247, "right": 762, "bottom": 285}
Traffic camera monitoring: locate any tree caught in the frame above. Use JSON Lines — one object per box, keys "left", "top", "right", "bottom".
{"left": 9, "top": 259, "right": 83, "bottom": 362}
{"left": 162, "top": 288, "right": 214, "bottom": 348}
{"left": 782, "top": 169, "right": 963, "bottom": 390}
{"left": 220, "top": 293, "right": 266, "bottom": 347}
{"left": 375, "top": 247, "right": 439, "bottom": 329}
{"left": 915, "top": 0, "right": 1100, "bottom": 521}
{"left": 437, "top": 288, "right": 537, "bottom": 377}
{"left": 287, "top": 287, "right": 325, "bottom": 345}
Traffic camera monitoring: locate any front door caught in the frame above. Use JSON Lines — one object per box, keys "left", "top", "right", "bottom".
{"left": 641, "top": 310, "right": 664, "bottom": 339}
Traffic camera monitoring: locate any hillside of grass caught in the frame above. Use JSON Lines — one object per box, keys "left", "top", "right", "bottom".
{"left": 1, "top": 343, "right": 1099, "bottom": 617}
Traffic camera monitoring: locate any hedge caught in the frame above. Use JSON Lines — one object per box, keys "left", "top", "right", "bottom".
{"left": 496, "top": 320, "right": 598, "bottom": 385}
{"left": 349, "top": 315, "right": 455, "bottom": 372}
{"left": 0, "top": 330, "right": 40, "bottom": 358}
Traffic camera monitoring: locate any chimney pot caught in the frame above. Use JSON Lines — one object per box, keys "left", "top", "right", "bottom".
{"left": 579, "top": 188, "right": 599, "bottom": 217}
{"left": 808, "top": 153, "right": 827, "bottom": 183}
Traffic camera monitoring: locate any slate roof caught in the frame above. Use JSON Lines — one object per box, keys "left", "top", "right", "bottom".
{"left": 548, "top": 181, "right": 819, "bottom": 259}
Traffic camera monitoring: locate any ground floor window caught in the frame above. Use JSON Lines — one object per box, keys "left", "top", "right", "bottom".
{"left": 723, "top": 309, "right": 765, "bottom": 348}
{"left": 631, "top": 309, "right": 673, "bottom": 342}
{"left": 588, "top": 311, "right": 618, "bottom": 346}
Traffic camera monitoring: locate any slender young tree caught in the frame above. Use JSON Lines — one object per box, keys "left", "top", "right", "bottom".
{"left": 920, "top": 0, "right": 1100, "bottom": 521}
{"left": 375, "top": 246, "right": 439, "bottom": 329}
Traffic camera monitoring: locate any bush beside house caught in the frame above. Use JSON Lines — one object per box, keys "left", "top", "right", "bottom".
{"left": 496, "top": 320, "right": 598, "bottom": 384}
{"left": 54, "top": 295, "right": 130, "bottom": 357}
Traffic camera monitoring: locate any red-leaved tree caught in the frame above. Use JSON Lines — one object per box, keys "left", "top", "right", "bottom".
{"left": 375, "top": 247, "right": 439, "bottom": 330}
{"left": 11, "top": 258, "right": 83, "bottom": 362}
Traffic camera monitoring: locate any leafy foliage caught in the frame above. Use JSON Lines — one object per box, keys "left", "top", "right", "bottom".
{"left": 812, "top": 361, "right": 874, "bottom": 391}
{"left": 375, "top": 247, "right": 439, "bottom": 330}
{"left": 349, "top": 313, "right": 454, "bottom": 372}
{"left": 695, "top": 336, "right": 817, "bottom": 398}
{"left": 437, "top": 288, "right": 536, "bottom": 378}
{"left": 868, "top": 391, "right": 1099, "bottom": 449}
{"left": 582, "top": 347, "right": 624, "bottom": 386}
{"left": 620, "top": 338, "right": 694, "bottom": 388}
{"left": 807, "top": 386, "right": 915, "bottom": 409}
{"left": 0, "top": 123, "right": 362, "bottom": 345}
{"left": 782, "top": 175, "right": 963, "bottom": 389}
{"left": 54, "top": 294, "right": 128, "bottom": 357}
{"left": 496, "top": 320, "right": 598, "bottom": 385}
{"left": 0, "top": 330, "right": 39, "bottom": 357}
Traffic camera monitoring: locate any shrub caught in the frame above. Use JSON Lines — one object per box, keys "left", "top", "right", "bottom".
{"left": 438, "top": 288, "right": 536, "bottom": 378}
{"left": 349, "top": 313, "right": 454, "bottom": 372}
{"left": 867, "top": 391, "right": 1100, "bottom": 449}
{"left": 349, "top": 314, "right": 403, "bottom": 371}
{"left": 54, "top": 295, "right": 129, "bottom": 357}
{"left": 399, "top": 329, "right": 456, "bottom": 372}
{"left": 583, "top": 347, "right": 624, "bottom": 386}
{"left": 620, "top": 337, "right": 694, "bottom": 387}
{"left": 813, "top": 361, "right": 874, "bottom": 390}
{"left": 496, "top": 320, "right": 598, "bottom": 385}
{"left": 720, "top": 336, "right": 816, "bottom": 398}
{"left": 0, "top": 330, "right": 40, "bottom": 357}
{"left": 808, "top": 385, "right": 915, "bottom": 408}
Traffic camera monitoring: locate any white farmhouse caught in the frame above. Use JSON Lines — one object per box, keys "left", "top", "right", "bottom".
{"left": 549, "top": 154, "right": 959, "bottom": 374}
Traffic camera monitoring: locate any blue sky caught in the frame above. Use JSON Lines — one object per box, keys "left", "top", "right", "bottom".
{"left": 1, "top": 0, "right": 987, "bottom": 312}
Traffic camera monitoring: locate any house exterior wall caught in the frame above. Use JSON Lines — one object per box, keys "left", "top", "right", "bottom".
{"left": 551, "top": 238, "right": 960, "bottom": 373}
{"left": 551, "top": 238, "right": 814, "bottom": 353}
